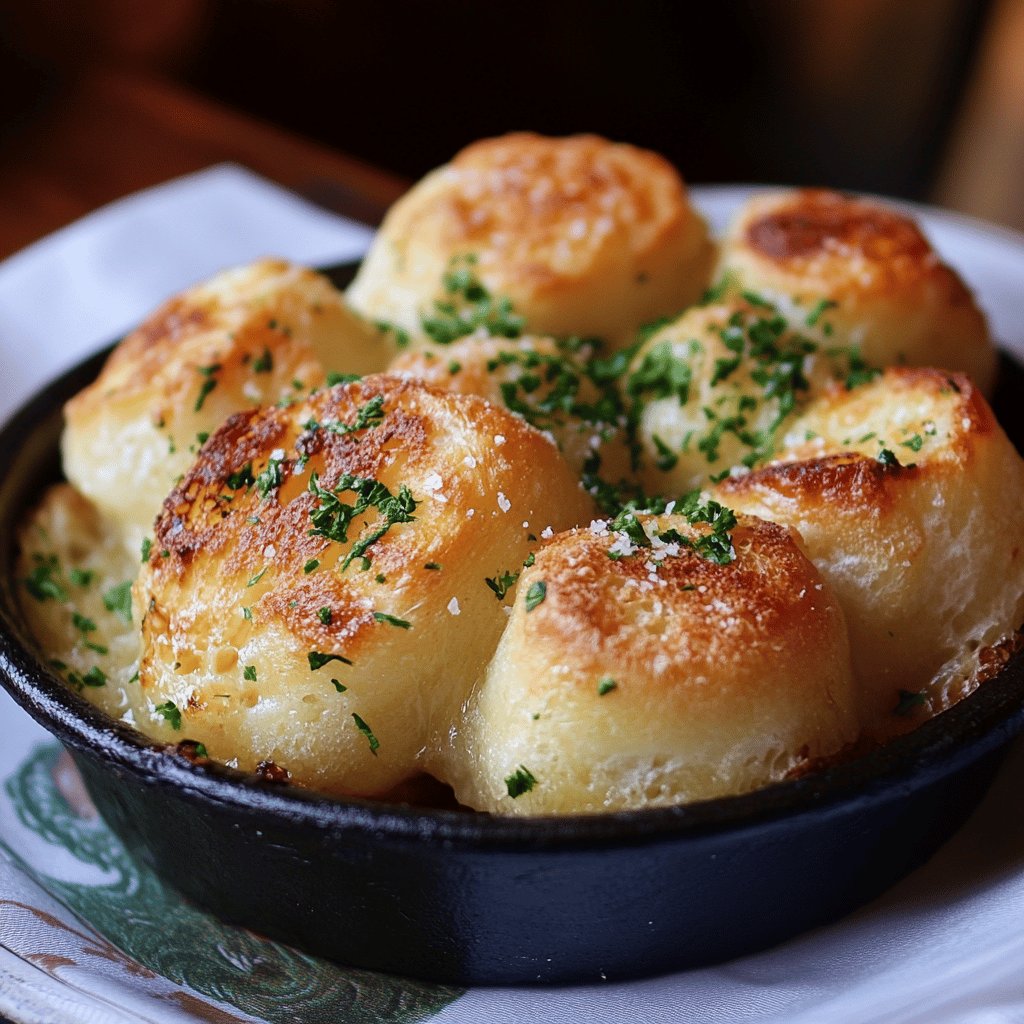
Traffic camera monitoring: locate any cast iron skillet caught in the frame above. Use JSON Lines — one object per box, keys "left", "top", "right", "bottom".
{"left": 1, "top": 262, "right": 1024, "bottom": 985}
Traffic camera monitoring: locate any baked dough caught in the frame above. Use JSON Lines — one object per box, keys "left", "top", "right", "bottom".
{"left": 441, "top": 510, "right": 857, "bottom": 814}
{"left": 716, "top": 367, "right": 1024, "bottom": 740}
{"left": 629, "top": 299, "right": 857, "bottom": 494}
{"left": 63, "top": 259, "right": 391, "bottom": 548}
{"left": 716, "top": 189, "right": 996, "bottom": 393}
{"left": 389, "top": 334, "right": 631, "bottom": 480}
{"left": 130, "top": 374, "right": 594, "bottom": 795}
{"left": 347, "top": 132, "right": 715, "bottom": 348}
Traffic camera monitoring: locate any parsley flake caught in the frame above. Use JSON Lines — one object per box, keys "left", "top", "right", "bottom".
{"left": 352, "top": 713, "right": 380, "bottom": 755}
{"left": 525, "top": 580, "right": 547, "bottom": 611}
{"left": 155, "top": 700, "right": 181, "bottom": 729}
{"left": 505, "top": 765, "right": 537, "bottom": 798}
{"left": 373, "top": 612, "right": 411, "bottom": 629}
{"left": 308, "top": 650, "right": 353, "bottom": 671}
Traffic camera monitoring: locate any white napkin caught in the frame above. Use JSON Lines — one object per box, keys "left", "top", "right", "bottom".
{"left": 1, "top": 166, "right": 1023, "bottom": 1024}
{"left": 0, "top": 163, "right": 372, "bottom": 425}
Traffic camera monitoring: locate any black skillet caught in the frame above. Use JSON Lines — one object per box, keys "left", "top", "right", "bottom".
{"left": 0, "top": 261, "right": 1023, "bottom": 985}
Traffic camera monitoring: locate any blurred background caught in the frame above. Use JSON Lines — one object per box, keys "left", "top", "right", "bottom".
{"left": 1, "top": 0, "right": 1023, "bottom": 259}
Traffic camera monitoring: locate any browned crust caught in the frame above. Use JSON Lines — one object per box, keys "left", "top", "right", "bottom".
{"left": 739, "top": 189, "right": 976, "bottom": 306}
{"left": 519, "top": 515, "right": 840, "bottom": 691}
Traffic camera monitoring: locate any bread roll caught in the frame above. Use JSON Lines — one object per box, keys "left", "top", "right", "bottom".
{"left": 441, "top": 507, "right": 857, "bottom": 814}
{"left": 389, "top": 334, "right": 631, "bottom": 481}
{"left": 347, "top": 132, "right": 715, "bottom": 349}
{"left": 132, "top": 374, "right": 595, "bottom": 796}
{"left": 16, "top": 484, "right": 140, "bottom": 723}
{"left": 716, "top": 189, "right": 996, "bottom": 392}
{"left": 63, "top": 259, "right": 392, "bottom": 548}
{"left": 629, "top": 299, "right": 857, "bottom": 495}
{"left": 716, "top": 368, "right": 1024, "bottom": 740}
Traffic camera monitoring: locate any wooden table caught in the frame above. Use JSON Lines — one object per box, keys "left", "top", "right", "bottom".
{"left": 0, "top": 68, "right": 410, "bottom": 261}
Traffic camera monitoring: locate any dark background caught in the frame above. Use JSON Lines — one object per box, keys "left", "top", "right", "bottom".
{"left": 0, "top": 0, "right": 993, "bottom": 197}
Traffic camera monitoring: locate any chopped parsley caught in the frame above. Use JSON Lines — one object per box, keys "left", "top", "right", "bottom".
{"left": 318, "top": 606, "right": 332, "bottom": 625}
{"left": 876, "top": 448, "right": 900, "bottom": 467}
{"left": 331, "top": 679, "right": 347, "bottom": 692}
{"left": 373, "top": 612, "right": 411, "bottom": 629}
{"left": 252, "top": 347, "right": 273, "bottom": 373}
{"left": 194, "top": 363, "right": 221, "bottom": 412}
{"left": 155, "top": 700, "right": 181, "bottom": 729}
{"left": 246, "top": 566, "right": 269, "bottom": 587}
{"left": 421, "top": 254, "right": 525, "bottom": 344}
{"left": 900, "top": 434, "right": 924, "bottom": 453}
{"left": 374, "top": 319, "right": 411, "bottom": 349}
{"left": 307, "top": 471, "right": 418, "bottom": 571}
{"left": 325, "top": 394, "right": 386, "bottom": 436}
{"left": 505, "top": 765, "right": 537, "bottom": 798}
{"left": 424, "top": 562, "right": 442, "bottom": 571}
{"left": 805, "top": 298, "right": 837, "bottom": 327}
{"left": 597, "top": 677, "right": 617, "bottom": 696}
{"left": 243, "top": 665, "right": 257, "bottom": 681}
{"left": 81, "top": 666, "right": 107, "bottom": 688}
{"left": 485, "top": 569, "right": 519, "bottom": 600}
{"left": 102, "top": 581, "right": 133, "bottom": 623}
{"left": 23, "top": 554, "right": 68, "bottom": 602}
{"left": 69, "top": 568, "right": 94, "bottom": 587}
{"left": 326, "top": 371, "right": 362, "bottom": 387}
{"left": 71, "top": 612, "right": 97, "bottom": 634}
{"left": 226, "top": 462, "right": 256, "bottom": 491}
{"left": 308, "top": 650, "right": 353, "bottom": 671}
{"left": 352, "top": 713, "right": 380, "bottom": 755}
{"left": 303, "top": 558, "right": 320, "bottom": 574}
{"left": 255, "top": 456, "right": 284, "bottom": 498}
{"left": 524, "top": 580, "right": 547, "bottom": 611}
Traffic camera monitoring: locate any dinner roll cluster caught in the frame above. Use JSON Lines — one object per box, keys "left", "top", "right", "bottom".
{"left": 439, "top": 509, "right": 858, "bottom": 814}
{"left": 63, "top": 259, "right": 391, "bottom": 548}
{"left": 347, "top": 132, "right": 715, "bottom": 348}
{"left": 17, "top": 131, "right": 1024, "bottom": 816}
{"left": 716, "top": 189, "right": 996, "bottom": 394}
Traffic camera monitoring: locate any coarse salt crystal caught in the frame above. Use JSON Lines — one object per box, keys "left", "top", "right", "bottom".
{"left": 423, "top": 472, "right": 443, "bottom": 491}
{"left": 263, "top": 544, "right": 276, "bottom": 558}
{"left": 541, "top": 526, "right": 553, "bottom": 539}
{"left": 467, "top": 508, "right": 476, "bottom": 518}
{"left": 463, "top": 454, "right": 478, "bottom": 469}
{"left": 497, "top": 492, "right": 511, "bottom": 513}
{"left": 447, "top": 597, "right": 461, "bottom": 616}
{"left": 494, "top": 434, "right": 506, "bottom": 446}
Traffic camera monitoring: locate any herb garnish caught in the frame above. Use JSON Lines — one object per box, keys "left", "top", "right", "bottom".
{"left": 307, "top": 471, "right": 418, "bottom": 571}
{"left": 352, "top": 713, "right": 380, "bottom": 755}
{"left": 505, "top": 765, "right": 537, "bottom": 798}
{"left": 525, "top": 581, "right": 547, "bottom": 611}
{"left": 102, "top": 581, "right": 133, "bottom": 623}
{"left": 308, "top": 650, "right": 353, "bottom": 671}
{"left": 485, "top": 569, "right": 520, "bottom": 600}
{"left": 155, "top": 700, "right": 182, "bottom": 730}
{"left": 421, "top": 255, "right": 525, "bottom": 344}
{"left": 373, "top": 612, "right": 411, "bottom": 629}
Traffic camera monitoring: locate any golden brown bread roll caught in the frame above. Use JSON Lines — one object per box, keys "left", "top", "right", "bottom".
{"left": 715, "top": 189, "right": 996, "bottom": 393}
{"left": 439, "top": 505, "right": 858, "bottom": 814}
{"left": 388, "top": 334, "right": 632, "bottom": 481}
{"left": 63, "top": 259, "right": 393, "bottom": 548}
{"left": 131, "top": 374, "right": 595, "bottom": 796}
{"left": 715, "top": 367, "right": 1024, "bottom": 740}
{"left": 346, "top": 132, "right": 715, "bottom": 348}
